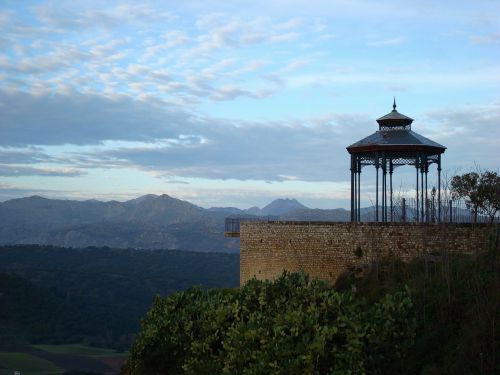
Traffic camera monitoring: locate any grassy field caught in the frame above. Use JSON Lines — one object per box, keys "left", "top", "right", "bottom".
{"left": 32, "top": 344, "right": 127, "bottom": 357}
{"left": 0, "top": 352, "right": 62, "bottom": 375}
{"left": 0, "top": 344, "right": 127, "bottom": 374}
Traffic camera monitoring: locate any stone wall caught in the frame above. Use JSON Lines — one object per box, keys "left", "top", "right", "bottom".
{"left": 240, "top": 221, "right": 495, "bottom": 286}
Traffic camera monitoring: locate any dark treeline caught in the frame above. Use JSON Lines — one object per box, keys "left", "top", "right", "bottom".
{"left": 0, "top": 245, "right": 239, "bottom": 349}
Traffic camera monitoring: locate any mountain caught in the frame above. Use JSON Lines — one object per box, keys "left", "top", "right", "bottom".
{"left": 0, "top": 194, "right": 233, "bottom": 252}
{"left": 0, "top": 195, "right": 351, "bottom": 251}
{"left": 207, "top": 199, "right": 308, "bottom": 217}
{"left": 207, "top": 206, "right": 245, "bottom": 215}
{"left": 280, "top": 208, "right": 350, "bottom": 221}
{"left": 261, "top": 198, "right": 308, "bottom": 215}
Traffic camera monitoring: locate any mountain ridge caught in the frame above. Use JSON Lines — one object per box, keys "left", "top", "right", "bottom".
{"left": 0, "top": 195, "right": 351, "bottom": 252}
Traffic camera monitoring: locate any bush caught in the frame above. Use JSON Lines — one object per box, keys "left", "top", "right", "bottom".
{"left": 124, "top": 272, "right": 415, "bottom": 375}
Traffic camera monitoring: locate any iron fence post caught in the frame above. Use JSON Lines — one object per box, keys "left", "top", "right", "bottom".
{"left": 402, "top": 198, "right": 406, "bottom": 222}
{"left": 449, "top": 200, "right": 453, "bottom": 223}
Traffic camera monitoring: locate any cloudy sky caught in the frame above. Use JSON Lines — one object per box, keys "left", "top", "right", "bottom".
{"left": 0, "top": 0, "right": 499, "bottom": 208}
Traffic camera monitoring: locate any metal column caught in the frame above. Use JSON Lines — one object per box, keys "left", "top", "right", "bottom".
{"left": 416, "top": 158, "right": 419, "bottom": 222}
{"left": 357, "top": 160, "right": 361, "bottom": 222}
{"left": 350, "top": 155, "right": 355, "bottom": 222}
{"left": 384, "top": 159, "right": 388, "bottom": 222}
{"left": 424, "top": 163, "right": 428, "bottom": 222}
{"left": 390, "top": 160, "right": 393, "bottom": 222}
{"left": 421, "top": 163, "right": 424, "bottom": 223}
{"left": 437, "top": 155, "right": 442, "bottom": 222}
{"left": 375, "top": 154, "right": 379, "bottom": 222}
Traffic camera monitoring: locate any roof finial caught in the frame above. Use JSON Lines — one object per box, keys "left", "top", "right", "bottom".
{"left": 393, "top": 97, "right": 397, "bottom": 111}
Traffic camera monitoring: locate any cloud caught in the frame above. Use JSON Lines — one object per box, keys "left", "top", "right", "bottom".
{"left": 261, "top": 73, "right": 286, "bottom": 86}
{"left": 240, "top": 31, "right": 267, "bottom": 44}
{"left": 232, "top": 59, "right": 268, "bottom": 74}
{"left": 1, "top": 87, "right": 499, "bottom": 191}
{"left": 163, "top": 30, "right": 190, "bottom": 48}
{"left": 201, "top": 58, "right": 237, "bottom": 79}
{"left": 469, "top": 32, "right": 500, "bottom": 45}
{"left": 0, "top": 90, "right": 195, "bottom": 146}
{"left": 0, "top": 164, "right": 85, "bottom": 177}
{"left": 90, "top": 38, "right": 130, "bottom": 58}
{"left": 88, "top": 112, "right": 368, "bottom": 182}
{"left": 112, "top": 4, "right": 176, "bottom": 23}
{"left": 286, "top": 64, "right": 500, "bottom": 88}
{"left": 368, "top": 36, "right": 407, "bottom": 46}
{"left": 275, "top": 17, "right": 303, "bottom": 30}
{"left": 35, "top": 6, "right": 117, "bottom": 30}
{"left": 14, "top": 46, "right": 89, "bottom": 74}
{"left": 0, "top": 88, "right": 370, "bottom": 182}
{"left": 0, "top": 148, "right": 53, "bottom": 164}
{"left": 312, "top": 19, "right": 327, "bottom": 33}
{"left": 34, "top": 3, "right": 175, "bottom": 31}
{"left": 165, "top": 179, "right": 190, "bottom": 185}
{"left": 320, "top": 33, "right": 340, "bottom": 41}
{"left": 211, "top": 85, "right": 255, "bottom": 101}
{"left": 421, "top": 102, "right": 500, "bottom": 170}
{"left": 281, "top": 58, "right": 309, "bottom": 73}
{"left": 269, "top": 32, "right": 299, "bottom": 43}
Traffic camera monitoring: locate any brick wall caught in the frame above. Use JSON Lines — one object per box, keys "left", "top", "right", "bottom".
{"left": 240, "top": 221, "right": 495, "bottom": 286}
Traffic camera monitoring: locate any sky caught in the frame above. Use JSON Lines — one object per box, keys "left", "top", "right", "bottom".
{"left": 0, "top": 0, "right": 499, "bottom": 209}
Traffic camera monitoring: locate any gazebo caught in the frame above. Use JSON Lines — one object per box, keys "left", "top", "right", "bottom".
{"left": 346, "top": 100, "right": 446, "bottom": 222}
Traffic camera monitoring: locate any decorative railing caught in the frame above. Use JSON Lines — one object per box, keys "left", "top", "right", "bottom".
{"left": 387, "top": 197, "right": 498, "bottom": 223}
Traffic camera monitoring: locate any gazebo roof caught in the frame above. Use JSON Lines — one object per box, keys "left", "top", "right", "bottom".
{"left": 347, "top": 129, "right": 446, "bottom": 154}
{"left": 376, "top": 110, "right": 414, "bottom": 123}
{"left": 347, "top": 101, "right": 446, "bottom": 154}
{"left": 376, "top": 99, "right": 414, "bottom": 128}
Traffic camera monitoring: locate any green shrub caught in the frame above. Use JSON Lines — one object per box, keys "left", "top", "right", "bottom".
{"left": 124, "top": 272, "right": 415, "bottom": 375}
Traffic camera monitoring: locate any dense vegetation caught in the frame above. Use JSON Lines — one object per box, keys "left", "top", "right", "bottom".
{"left": 0, "top": 245, "right": 239, "bottom": 348}
{"left": 124, "top": 272, "right": 416, "bottom": 375}
{"left": 339, "top": 227, "right": 499, "bottom": 375}
{"left": 125, "top": 227, "right": 499, "bottom": 375}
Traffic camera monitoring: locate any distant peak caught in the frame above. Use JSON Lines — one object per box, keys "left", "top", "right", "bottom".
{"left": 127, "top": 194, "right": 159, "bottom": 204}
{"left": 21, "top": 195, "right": 50, "bottom": 202}
{"left": 261, "top": 198, "right": 308, "bottom": 216}
{"left": 269, "top": 198, "right": 303, "bottom": 204}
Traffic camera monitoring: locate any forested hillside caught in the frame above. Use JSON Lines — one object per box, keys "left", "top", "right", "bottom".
{"left": 0, "top": 245, "right": 239, "bottom": 348}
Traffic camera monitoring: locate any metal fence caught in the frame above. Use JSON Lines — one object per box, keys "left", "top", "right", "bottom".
{"left": 225, "top": 217, "right": 265, "bottom": 234}
{"left": 387, "top": 197, "right": 498, "bottom": 223}
{"left": 225, "top": 218, "right": 242, "bottom": 233}
{"left": 225, "top": 198, "right": 498, "bottom": 232}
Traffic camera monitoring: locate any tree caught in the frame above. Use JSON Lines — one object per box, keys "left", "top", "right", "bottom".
{"left": 451, "top": 170, "right": 500, "bottom": 222}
